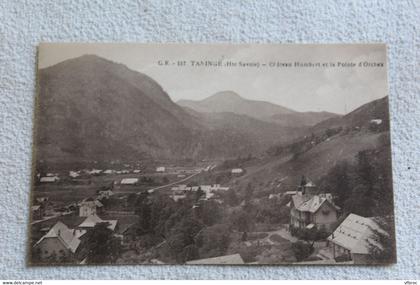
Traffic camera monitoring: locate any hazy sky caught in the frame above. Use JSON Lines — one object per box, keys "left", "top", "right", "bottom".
{"left": 38, "top": 43, "right": 388, "bottom": 114}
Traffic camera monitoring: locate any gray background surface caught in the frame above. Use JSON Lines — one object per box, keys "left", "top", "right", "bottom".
{"left": 0, "top": 0, "right": 418, "bottom": 279}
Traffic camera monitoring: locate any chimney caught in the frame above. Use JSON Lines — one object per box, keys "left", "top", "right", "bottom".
{"left": 300, "top": 175, "right": 306, "bottom": 195}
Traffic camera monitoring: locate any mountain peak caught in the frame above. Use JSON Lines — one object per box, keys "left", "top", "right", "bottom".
{"left": 205, "top": 90, "right": 243, "bottom": 101}
{"left": 177, "top": 91, "right": 296, "bottom": 119}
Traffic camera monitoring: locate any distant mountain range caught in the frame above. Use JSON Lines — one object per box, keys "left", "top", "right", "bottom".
{"left": 178, "top": 91, "right": 294, "bottom": 119}
{"left": 35, "top": 54, "right": 385, "bottom": 168}
{"left": 177, "top": 91, "right": 338, "bottom": 127}
{"left": 35, "top": 55, "right": 308, "bottom": 165}
{"left": 233, "top": 96, "right": 391, "bottom": 190}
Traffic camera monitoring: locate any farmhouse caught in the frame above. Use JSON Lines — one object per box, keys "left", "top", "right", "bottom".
{"left": 170, "top": 190, "right": 187, "bottom": 202}
{"left": 78, "top": 214, "right": 118, "bottom": 231}
{"left": 98, "top": 189, "right": 114, "bottom": 199}
{"left": 156, "top": 166, "right": 165, "bottom": 172}
{"left": 327, "top": 213, "right": 385, "bottom": 264}
{"left": 289, "top": 191, "right": 339, "bottom": 232}
{"left": 40, "top": 176, "right": 59, "bottom": 183}
{"left": 69, "top": 171, "right": 80, "bottom": 178}
{"left": 79, "top": 198, "right": 103, "bottom": 217}
{"left": 211, "top": 184, "right": 229, "bottom": 191}
{"left": 231, "top": 168, "right": 244, "bottom": 174}
{"left": 186, "top": 253, "right": 244, "bottom": 264}
{"left": 88, "top": 169, "right": 102, "bottom": 175}
{"left": 33, "top": 221, "right": 86, "bottom": 261}
{"left": 120, "top": 178, "right": 138, "bottom": 185}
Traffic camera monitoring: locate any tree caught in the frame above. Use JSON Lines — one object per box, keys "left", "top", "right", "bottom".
{"left": 232, "top": 209, "right": 252, "bottom": 232}
{"left": 138, "top": 201, "right": 152, "bottom": 232}
{"left": 292, "top": 241, "right": 313, "bottom": 261}
{"left": 195, "top": 187, "right": 204, "bottom": 202}
{"left": 196, "top": 224, "right": 231, "bottom": 259}
{"left": 244, "top": 183, "right": 254, "bottom": 202}
{"left": 226, "top": 189, "right": 239, "bottom": 206}
{"left": 344, "top": 184, "right": 372, "bottom": 217}
{"left": 166, "top": 217, "right": 203, "bottom": 262}
{"left": 135, "top": 191, "right": 152, "bottom": 232}
{"left": 200, "top": 200, "right": 223, "bottom": 226}
{"left": 322, "top": 161, "right": 353, "bottom": 207}
{"left": 368, "top": 218, "right": 396, "bottom": 264}
{"left": 87, "top": 222, "right": 121, "bottom": 264}
{"left": 127, "top": 193, "right": 137, "bottom": 208}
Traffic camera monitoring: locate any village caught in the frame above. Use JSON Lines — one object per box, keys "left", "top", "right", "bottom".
{"left": 30, "top": 160, "right": 389, "bottom": 265}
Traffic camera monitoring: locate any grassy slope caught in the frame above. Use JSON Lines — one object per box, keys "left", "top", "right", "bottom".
{"left": 232, "top": 131, "right": 388, "bottom": 192}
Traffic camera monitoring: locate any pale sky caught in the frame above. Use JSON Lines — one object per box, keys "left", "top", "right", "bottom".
{"left": 38, "top": 43, "right": 388, "bottom": 114}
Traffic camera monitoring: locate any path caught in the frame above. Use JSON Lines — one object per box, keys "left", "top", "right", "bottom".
{"left": 145, "top": 172, "right": 201, "bottom": 194}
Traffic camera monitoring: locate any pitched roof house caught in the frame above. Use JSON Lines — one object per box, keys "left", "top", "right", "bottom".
{"left": 290, "top": 191, "right": 339, "bottom": 233}
{"left": 120, "top": 178, "right": 139, "bottom": 185}
{"left": 78, "top": 214, "right": 118, "bottom": 231}
{"left": 79, "top": 198, "right": 103, "bottom": 217}
{"left": 186, "top": 253, "right": 244, "bottom": 264}
{"left": 40, "top": 176, "right": 59, "bottom": 183}
{"left": 327, "top": 213, "right": 384, "bottom": 264}
{"left": 231, "top": 168, "right": 244, "bottom": 174}
{"left": 34, "top": 221, "right": 86, "bottom": 261}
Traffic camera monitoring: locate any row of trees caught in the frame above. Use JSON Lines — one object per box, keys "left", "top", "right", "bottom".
{"left": 320, "top": 145, "right": 394, "bottom": 217}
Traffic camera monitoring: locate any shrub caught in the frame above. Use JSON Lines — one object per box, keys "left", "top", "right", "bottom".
{"left": 292, "top": 241, "right": 313, "bottom": 261}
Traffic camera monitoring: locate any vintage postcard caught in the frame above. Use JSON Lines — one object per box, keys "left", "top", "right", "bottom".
{"left": 30, "top": 43, "right": 396, "bottom": 265}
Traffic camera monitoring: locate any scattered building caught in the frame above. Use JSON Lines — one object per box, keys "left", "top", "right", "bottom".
{"left": 327, "top": 213, "right": 384, "bottom": 264}
{"left": 289, "top": 179, "right": 339, "bottom": 232}
{"left": 69, "top": 171, "right": 80, "bottom": 178}
{"left": 33, "top": 221, "right": 85, "bottom": 261}
{"left": 78, "top": 214, "right": 118, "bottom": 231}
{"left": 211, "top": 184, "right": 229, "bottom": 191}
{"left": 98, "top": 189, "right": 114, "bottom": 199}
{"left": 156, "top": 166, "right": 166, "bottom": 172}
{"left": 169, "top": 184, "right": 228, "bottom": 201}
{"left": 231, "top": 168, "right": 244, "bottom": 174}
{"left": 120, "top": 178, "right": 139, "bottom": 185}
{"left": 186, "top": 253, "right": 244, "bottom": 265}
{"left": 40, "top": 176, "right": 59, "bottom": 183}
{"left": 269, "top": 193, "right": 282, "bottom": 200}
{"left": 36, "top": 197, "right": 49, "bottom": 204}
{"left": 170, "top": 190, "right": 187, "bottom": 202}
{"left": 88, "top": 169, "right": 102, "bottom": 175}
{"left": 370, "top": 119, "right": 383, "bottom": 125}
{"left": 79, "top": 198, "right": 103, "bottom": 217}
{"left": 103, "top": 169, "right": 114, "bottom": 175}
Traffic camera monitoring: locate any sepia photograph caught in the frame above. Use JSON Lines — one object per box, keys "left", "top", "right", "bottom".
{"left": 29, "top": 43, "right": 396, "bottom": 266}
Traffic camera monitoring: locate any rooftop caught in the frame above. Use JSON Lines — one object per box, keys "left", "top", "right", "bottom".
{"left": 292, "top": 193, "right": 338, "bottom": 213}
{"left": 120, "top": 178, "right": 138, "bottom": 184}
{"left": 35, "top": 221, "right": 85, "bottom": 253}
{"left": 186, "top": 253, "right": 244, "bottom": 265}
{"left": 327, "top": 213, "right": 384, "bottom": 254}
{"left": 78, "top": 215, "right": 117, "bottom": 231}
